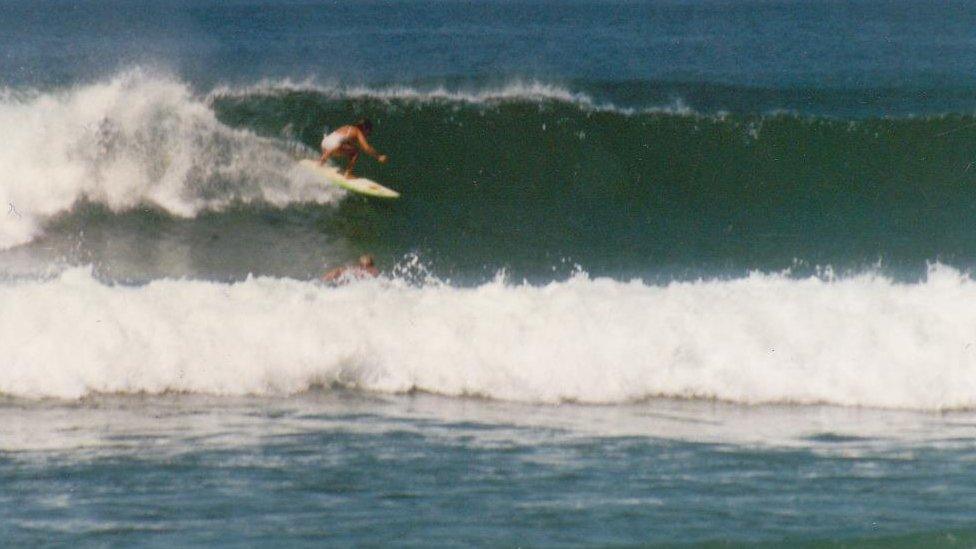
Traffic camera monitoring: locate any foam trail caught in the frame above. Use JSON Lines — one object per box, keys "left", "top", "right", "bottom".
{"left": 0, "top": 70, "right": 341, "bottom": 250}
{"left": 2, "top": 266, "right": 976, "bottom": 410}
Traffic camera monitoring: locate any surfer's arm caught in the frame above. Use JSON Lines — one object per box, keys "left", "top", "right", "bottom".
{"left": 355, "top": 131, "right": 388, "bottom": 163}
{"left": 321, "top": 267, "right": 345, "bottom": 282}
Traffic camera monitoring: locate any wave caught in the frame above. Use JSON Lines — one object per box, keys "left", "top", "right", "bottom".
{"left": 9, "top": 71, "right": 976, "bottom": 277}
{"left": 0, "top": 70, "right": 342, "bottom": 250}
{"left": 209, "top": 84, "right": 976, "bottom": 277}
{"left": 2, "top": 264, "right": 976, "bottom": 410}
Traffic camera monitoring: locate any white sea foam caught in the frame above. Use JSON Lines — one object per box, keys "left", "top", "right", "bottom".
{"left": 2, "top": 265, "right": 976, "bottom": 410}
{"left": 0, "top": 70, "right": 341, "bottom": 250}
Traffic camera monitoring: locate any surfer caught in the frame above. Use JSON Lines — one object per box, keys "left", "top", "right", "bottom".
{"left": 319, "top": 119, "right": 388, "bottom": 178}
{"left": 321, "top": 254, "right": 380, "bottom": 283}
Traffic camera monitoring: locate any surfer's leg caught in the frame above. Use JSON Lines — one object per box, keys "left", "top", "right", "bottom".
{"left": 336, "top": 144, "right": 359, "bottom": 177}
{"left": 344, "top": 150, "right": 360, "bottom": 178}
{"left": 319, "top": 148, "right": 334, "bottom": 165}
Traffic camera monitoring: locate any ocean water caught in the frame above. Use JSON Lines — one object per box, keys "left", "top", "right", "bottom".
{"left": 4, "top": 0, "right": 976, "bottom": 545}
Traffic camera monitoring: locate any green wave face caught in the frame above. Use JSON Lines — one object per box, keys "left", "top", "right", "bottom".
{"left": 213, "top": 91, "right": 976, "bottom": 281}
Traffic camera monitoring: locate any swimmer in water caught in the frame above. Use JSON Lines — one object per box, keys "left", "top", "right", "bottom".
{"left": 321, "top": 254, "right": 380, "bottom": 283}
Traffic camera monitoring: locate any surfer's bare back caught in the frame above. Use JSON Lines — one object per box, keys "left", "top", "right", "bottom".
{"left": 319, "top": 119, "right": 388, "bottom": 178}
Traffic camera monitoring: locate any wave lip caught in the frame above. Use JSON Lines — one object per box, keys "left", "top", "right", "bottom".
{"left": 2, "top": 265, "right": 976, "bottom": 411}
{"left": 207, "top": 78, "right": 682, "bottom": 114}
{"left": 0, "top": 70, "right": 341, "bottom": 250}
{"left": 212, "top": 77, "right": 597, "bottom": 103}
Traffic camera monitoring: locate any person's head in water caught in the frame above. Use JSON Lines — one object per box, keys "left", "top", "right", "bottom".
{"left": 356, "top": 119, "right": 373, "bottom": 136}
{"left": 358, "top": 254, "right": 374, "bottom": 268}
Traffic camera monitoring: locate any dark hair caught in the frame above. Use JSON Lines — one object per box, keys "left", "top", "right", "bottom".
{"left": 356, "top": 118, "right": 373, "bottom": 134}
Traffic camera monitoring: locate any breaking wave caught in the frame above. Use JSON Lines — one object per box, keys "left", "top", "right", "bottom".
{"left": 3, "top": 264, "right": 976, "bottom": 411}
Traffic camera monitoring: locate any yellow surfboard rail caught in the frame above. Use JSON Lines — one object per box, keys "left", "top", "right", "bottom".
{"left": 299, "top": 159, "right": 400, "bottom": 199}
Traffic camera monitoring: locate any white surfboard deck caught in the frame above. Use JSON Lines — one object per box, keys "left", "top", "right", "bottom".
{"left": 299, "top": 159, "right": 400, "bottom": 199}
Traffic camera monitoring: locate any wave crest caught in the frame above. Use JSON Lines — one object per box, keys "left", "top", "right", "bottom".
{"left": 208, "top": 78, "right": 697, "bottom": 115}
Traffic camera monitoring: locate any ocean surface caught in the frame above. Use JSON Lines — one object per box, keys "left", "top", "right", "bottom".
{"left": 3, "top": 0, "right": 976, "bottom": 545}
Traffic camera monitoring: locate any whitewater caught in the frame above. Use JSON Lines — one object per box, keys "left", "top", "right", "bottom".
{"left": 0, "top": 71, "right": 346, "bottom": 251}
{"left": 1, "top": 264, "right": 973, "bottom": 410}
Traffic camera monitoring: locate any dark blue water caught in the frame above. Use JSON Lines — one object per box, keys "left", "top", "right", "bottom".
{"left": 6, "top": 0, "right": 976, "bottom": 114}
{"left": 3, "top": 395, "right": 976, "bottom": 546}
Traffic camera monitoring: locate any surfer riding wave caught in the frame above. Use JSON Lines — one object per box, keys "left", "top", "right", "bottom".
{"left": 319, "top": 118, "right": 388, "bottom": 178}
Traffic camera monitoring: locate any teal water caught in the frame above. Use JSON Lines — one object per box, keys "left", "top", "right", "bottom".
{"left": 212, "top": 92, "right": 976, "bottom": 281}
{"left": 16, "top": 95, "right": 976, "bottom": 283}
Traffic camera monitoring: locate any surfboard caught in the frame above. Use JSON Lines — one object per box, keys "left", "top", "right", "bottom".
{"left": 298, "top": 159, "right": 400, "bottom": 199}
